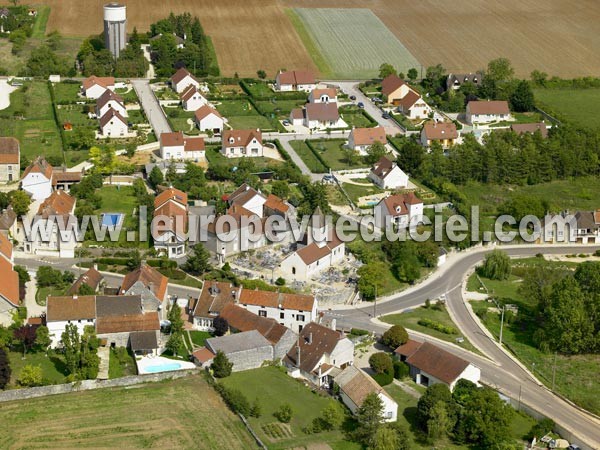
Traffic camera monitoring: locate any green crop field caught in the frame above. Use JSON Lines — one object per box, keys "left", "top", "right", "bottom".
{"left": 291, "top": 8, "right": 420, "bottom": 79}
{"left": 534, "top": 88, "right": 600, "bottom": 130}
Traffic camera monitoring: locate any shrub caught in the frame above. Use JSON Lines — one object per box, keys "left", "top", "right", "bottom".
{"left": 275, "top": 277, "right": 286, "bottom": 286}
{"left": 382, "top": 325, "right": 409, "bottom": 348}
{"left": 17, "top": 364, "right": 44, "bottom": 387}
{"left": 527, "top": 418, "right": 555, "bottom": 440}
{"left": 369, "top": 352, "right": 394, "bottom": 375}
{"left": 417, "top": 318, "right": 457, "bottom": 334}
{"left": 372, "top": 371, "right": 394, "bottom": 386}
{"left": 275, "top": 403, "right": 293, "bottom": 423}
{"left": 350, "top": 328, "right": 370, "bottom": 337}
{"left": 393, "top": 360, "right": 409, "bottom": 379}
{"left": 217, "top": 385, "right": 250, "bottom": 416}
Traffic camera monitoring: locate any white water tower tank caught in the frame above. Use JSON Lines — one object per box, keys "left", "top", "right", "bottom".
{"left": 103, "top": 3, "right": 127, "bottom": 58}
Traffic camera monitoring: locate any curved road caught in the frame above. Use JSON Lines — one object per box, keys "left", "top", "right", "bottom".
{"left": 324, "top": 244, "right": 600, "bottom": 449}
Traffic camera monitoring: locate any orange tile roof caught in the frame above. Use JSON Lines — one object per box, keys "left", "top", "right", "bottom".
{"left": 305, "top": 102, "right": 339, "bottom": 122}
{"left": 82, "top": 75, "right": 115, "bottom": 91}
{"left": 405, "top": 342, "right": 471, "bottom": 384}
{"left": 0, "top": 137, "right": 20, "bottom": 164}
{"left": 422, "top": 121, "right": 459, "bottom": 140}
{"left": 96, "top": 311, "right": 160, "bottom": 334}
{"left": 296, "top": 242, "right": 332, "bottom": 265}
{"left": 154, "top": 187, "right": 188, "bottom": 209}
{"left": 381, "top": 74, "right": 406, "bottom": 97}
{"left": 0, "top": 233, "right": 12, "bottom": 261}
{"left": 277, "top": 70, "right": 315, "bottom": 85}
{"left": 311, "top": 88, "right": 337, "bottom": 99}
{"left": 184, "top": 136, "right": 205, "bottom": 152}
{"left": 380, "top": 192, "right": 422, "bottom": 217}
{"left": 264, "top": 194, "right": 289, "bottom": 214}
{"left": 351, "top": 126, "right": 387, "bottom": 146}
{"left": 192, "top": 346, "right": 215, "bottom": 363}
{"left": 160, "top": 131, "right": 185, "bottom": 148}
{"left": 37, "top": 190, "right": 76, "bottom": 218}
{"left": 46, "top": 295, "right": 96, "bottom": 322}
{"left": 223, "top": 129, "right": 262, "bottom": 147}
{"left": 153, "top": 201, "right": 188, "bottom": 236}
{"left": 194, "top": 104, "right": 222, "bottom": 121}
{"left": 121, "top": 265, "right": 168, "bottom": 301}
{"left": 394, "top": 339, "right": 423, "bottom": 358}
{"left": 0, "top": 257, "right": 19, "bottom": 307}
{"left": 467, "top": 100, "right": 510, "bottom": 115}
{"left": 239, "top": 289, "right": 314, "bottom": 311}
{"left": 219, "top": 303, "right": 289, "bottom": 344}
{"left": 22, "top": 156, "right": 53, "bottom": 180}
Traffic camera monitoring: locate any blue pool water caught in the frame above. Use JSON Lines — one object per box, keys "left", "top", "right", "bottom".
{"left": 366, "top": 201, "right": 378, "bottom": 206}
{"left": 101, "top": 213, "right": 123, "bottom": 227}
{"left": 144, "top": 362, "right": 183, "bottom": 373}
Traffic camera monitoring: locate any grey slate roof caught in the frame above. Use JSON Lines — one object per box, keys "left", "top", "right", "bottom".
{"left": 96, "top": 295, "right": 142, "bottom": 317}
{"left": 206, "top": 330, "right": 272, "bottom": 354}
{"left": 130, "top": 330, "right": 159, "bottom": 351}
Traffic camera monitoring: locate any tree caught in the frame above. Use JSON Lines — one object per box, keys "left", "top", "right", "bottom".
{"left": 417, "top": 383, "right": 453, "bottom": 429}
{"left": 487, "top": 57, "right": 514, "bottom": 82}
{"left": 373, "top": 425, "right": 399, "bottom": 450}
{"left": 0, "top": 347, "right": 10, "bottom": 390}
{"left": 407, "top": 68, "right": 418, "bottom": 81}
{"left": 14, "top": 265, "right": 30, "bottom": 284}
{"left": 13, "top": 325, "right": 36, "bottom": 356}
{"left": 424, "top": 64, "right": 446, "bottom": 89}
{"left": 479, "top": 249, "right": 511, "bottom": 280}
{"left": 397, "top": 139, "right": 425, "bottom": 177}
{"left": 530, "top": 70, "right": 548, "bottom": 87}
{"left": 250, "top": 397, "right": 262, "bottom": 418}
{"left": 168, "top": 303, "right": 184, "bottom": 334}
{"left": 182, "top": 243, "right": 211, "bottom": 275}
{"left": 510, "top": 80, "right": 534, "bottom": 112}
{"left": 381, "top": 325, "right": 409, "bottom": 349}
{"left": 9, "top": 190, "right": 31, "bottom": 217}
{"left": 37, "top": 266, "right": 64, "bottom": 287}
{"left": 378, "top": 63, "right": 397, "bottom": 79}
{"left": 369, "top": 352, "right": 394, "bottom": 375}
{"left": 365, "top": 142, "right": 387, "bottom": 165}
{"left": 354, "top": 392, "right": 384, "bottom": 447}
{"left": 166, "top": 333, "right": 184, "bottom": 357}
{"left": 527, "top": 418, "right": 555, "bottom": 440}
{"left": 34, "top": 325, "right": 51, "bottom": 351}
{"left": 357, "top": 261, "right": 386, "bottom": 301}
{"left": 256, "top": 70, "right": 266, "bottom": 79}
{"left": 78, "top": 283, "right": 96, "bottom": 295}
{"left": 320, "top": 401, "right": 344, "bottom": 430}
{"left": 148, "top": 166, "right": 164, "bottom": 189}
{"left": 17, "top": 364, "right": 43, "bottom": 387}
{"left": 62, "top": 323, "right": 81, "bottom": 375}
{"left": 212, "top": 350, "right": 233, "bottom": 378}
{"left": 213, "top": 316, "right": 229, "bottom": 337}
{"left": 275, "top": 403, "right": 293, "bottom": 423}
{"left": 343, "top": 147, "right": 361, "bottom": 167}
{"left": 271, "top": 180, "right": 290, "bottom": 199}
{"left": 427, "top": 401, "right": 450, "bottom": 441}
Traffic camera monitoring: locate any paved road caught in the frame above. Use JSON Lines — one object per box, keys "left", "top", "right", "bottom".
{"left": 131, "top": 79, "right": 171, "bottom": 136}
{"left": 326, "top": 81, "right": 404, "bottom": 136}
{"left": 324, "top": 244, "right": 600, "bottom": 448}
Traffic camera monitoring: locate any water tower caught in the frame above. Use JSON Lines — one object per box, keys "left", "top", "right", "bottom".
{"left": 103, "top": 3, "right": 127, "bottom": 58}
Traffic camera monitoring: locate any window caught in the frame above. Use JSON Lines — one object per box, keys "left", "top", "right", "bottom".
{"left": 299, "top": 325, "right": 303, "bottom": 331}
{"left": 258, "top": 310, "right": 267, "bottom": 317}
{"left": 280, "top": 312, "right": 284, "bottom": 319}
{"left": 297, "top": 314, "right": 305, "bottom": 322}
{"left": 385, "top": 411, "right": 392, "bottom": 418}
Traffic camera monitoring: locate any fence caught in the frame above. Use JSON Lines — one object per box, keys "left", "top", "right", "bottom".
{"left": 0, "top": 369, "right": 199, "bottom": 403}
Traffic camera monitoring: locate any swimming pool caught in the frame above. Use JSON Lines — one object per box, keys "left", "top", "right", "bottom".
{"left": 144, "top": 362, "right": 183, "bottom": 373}
{"left": 101, "top": 213, "right": 124, "bottom": 228}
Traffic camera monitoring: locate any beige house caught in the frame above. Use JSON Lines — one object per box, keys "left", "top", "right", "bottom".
{"left": 420, "top": 121, "right": 459, "bottom": 148}
{"left": 0, "top": 137, "right": 20, "bottom": 183}
{"left": 275, "top": 70, "right": 316, "bottom": 92}
{"left": 466, "top": 100, "right": 511, "bottom": 124}
{"left": 381, "top": 74, "right": 411, "bottom": 105}
{"left": 221, "top": 129, "right": 263, "bottom": 158}
{"left": 348, "top": 127, "right": 387, "bottom": 154}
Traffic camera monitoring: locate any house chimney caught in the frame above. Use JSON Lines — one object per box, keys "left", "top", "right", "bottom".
{"left": 148, "top": 282, "right": 154, "bottom": 293}
{"left": 73, "top": 295, "right": 78, "bottom": 300}
{"left": 93, "top": 263, "right": 98, "bottom": 271}
{"left": 308, "top": 332, "right": 313, "bottom": 345}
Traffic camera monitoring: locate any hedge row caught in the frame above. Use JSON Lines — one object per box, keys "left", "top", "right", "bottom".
{"left": 417, "top": 318, "right": 458, "bottom": 335}
{"left": 304, "top": 140, "right": 331, "bottom": 171}
{"left": 239, "top": 79, "right": 307, "bottom": 101}
{"left": 214, "top": 383, "right": 251, "bottom": 416}
{"left": 93, "top": 257, "right": 177, "bottom": 269}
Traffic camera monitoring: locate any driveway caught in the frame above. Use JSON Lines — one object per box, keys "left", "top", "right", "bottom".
{"left": 131, "top": 79, "right": 171, "bottom": 137}
{"left": 326, "top": 81, "right": 404, "bottom": 136}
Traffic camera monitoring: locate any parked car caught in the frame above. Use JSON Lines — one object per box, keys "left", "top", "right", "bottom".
{"left": 372, "top": 97, "right": 383, "bottom": 103}
{"left": 357, "top": 102, "right": 364, "bottom": 108}
{"left": 568, "top": 445, "right": 581, "bottom": 450}
{"left": 349, "top": 95, "right": 356, "bottom": 101}
{"left": 382, "top": 113, "right": 391, "bottom": 119}
{"left": 282, "top": 119, "right": 290, "bottom": 126}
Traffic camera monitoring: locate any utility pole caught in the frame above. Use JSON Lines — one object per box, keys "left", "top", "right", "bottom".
{"left": 518, "top": 384, "right": 522, "bottom": 411}
{"left": 499, "top": 305, "right": 505, "bottom": 345}
{"left": 373, "top": 284, "right": 377, "bottom": 318}
{"left": 552, "top": 352, "right": 557, "bottom": 391}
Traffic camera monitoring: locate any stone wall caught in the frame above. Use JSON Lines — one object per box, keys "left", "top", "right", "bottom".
{"left": 0, "top": 369, "right": 199, "bottom": 403}
{"left": 229, "top": 346, "right": 273, "bottom": 372}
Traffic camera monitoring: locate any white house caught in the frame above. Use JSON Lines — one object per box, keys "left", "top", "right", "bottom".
{"left": 466, "top": 100, "right": 511, "bottom": 125}
{"left": 194, "top": 105, "right": 224, "bottom": 134}
{"left": 280, "top": 207, "right": 345, "bottom": 282}
{"left": 374, "top": 192, "right": 424, "bottom": 230}
{"left": 396, "top": 341, "right": 481, "bottom": 392}
{"left": 221, "top": 129, "right": 263, "bottom": 158}
{"left": 180, "top": 85, "right": 207, "bottom": 111}
{"left": 21, "top": 156, "right": 53, "bottom": 201}
{"left": 227, "top": 183, "right": 267, "bottom": 217}
{"left": 0, "top": 234, "right": 20, "bottom": 326}
{"left": 348, "top": 127, "right": 387, "bottom": 154}
{"left": 285, "top": 322, "right": 354, "bottom": 388}
{"left": 369, "top": 156, "right": 408, "bottom": 190}
{"left": 420, "top": 121, "right": 459, "bottom": 148}
{"left": 24, "top": 190, "right": 78, "bottom": 258}
{"left": 82, "top": 76, "right": 115, "bottom": 99}
{"left": 159, "top": 131, "right": 205, "bottom": 160}
{"left": 152, "top": 187, "right": 188, "bottom": 258}
{"left": 335, "top": 366, "right": 398, "bottom": 422}
{"left": 170, "top": 67, "right": 201, "bottom": 93}
{"left": 0, "top": 137, "right": 20, "bottom": 184}
{"left": 446, "top": 73, "right": 483, "bottom": 91}
{"left": 99, "top": 109, "right": 128, "bottom": 137}
{"left": 275, "top": 70, "right": 316, "bottom": 92}
{"left": 397, "top": 90, "right": 432, "bottom": 120}
{"left": 46, "top": 295, "right": 97, "bottom": 347}
{"left": 95, "top": 90, "right": 127, "bottom": 118}
{"left": 308, "top": 88, "right": 337, "bottom": 104}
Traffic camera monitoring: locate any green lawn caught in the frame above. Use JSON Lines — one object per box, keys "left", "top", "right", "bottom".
{"left": 52, "top": 82, "right": 86, "bottom": 104}
{"left": 534, "top": 87, "right": 600, "bottom": 129}
{"left": 341, "top": 182, "right": 383, "bottom": 204}
{"left": 289, "top": 140, "right": 328, "bottom": 173}
{"left": 221, "top": 367, "right": 359, "bottom": 449}
{"left": 56, "top": 104, "right": 96, "bottom": 126}
{"left": 205, "top": 147, "right": 283, "bottom": 171}
{"left": 227, "top": 114, "right": 274, "bottom": 130}
{"left": 2, "top": 81, "right": 54, "bottom": 119}
{"left": 309, "top": 139, "right": 369, "bottom": 170}
{"left": 254, "top": 99, "right": 306, "bottom": 120}
{"left": 190, "top": 330, "right": 213, "bottom": 347}
{"left": 339, "top": 106, "right": 376, "bottom": 128}
{"left": 7, "top": 350, "right": 68, "bottom": 387}
{"left": 468, "top": 257, "right": 600, "bottom": 415}
{"left": 381, "top": 305, "right": 479, "bottom": 354}
{"left": 108, "top": 347, "right": 137, "bottom": 378}
{"left": 0, "top": 375, "right": 256, "bottom": 449}
{"left": 31, "top": 5, "right": 51, "bottom": 39}
{"left": 35, "top": 286, "right": 65, "bottom": 306}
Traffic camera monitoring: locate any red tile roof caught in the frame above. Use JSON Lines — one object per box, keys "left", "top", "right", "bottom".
{"left": 405, "top": 342, "right": 471, "bottom": 384}
{"left": 170, "top": 67, "right": 200, "bottom": 86}
{"left": 219, "top": 303, "right": 289, "bottom": 344}
{"left": 46, "top": 295, "right": 96, "bottom": 322}
{"left": 154, "top": 187, "right": 188, "bottom": 209}
{"left": 121, "top": 265, "right": 168, "bottom": 301}
{"left": 381, "top": 74, "right": 406, "bottom": 97}
{"left": 370, "top": 156, "right": 396, "bottom": 180}
{"left": 351, "top": 126, "right": 387, "bottom": 146}
{"left": 180, "top": 84, "right": 199, "bottom": 102}
{"left": 184, "top": 136, "right": 205, "bottom": 152}
{"left": 22, "top": 156, "right": 53, "bottom": 180}
{"left": 160, "top": 131, "right": 184, "bottom": 147}
{"left": 223, "top": 129, "right": 262, "bottom": 147}
{"left": 194, "top": 105, "right": 222, "bottom": 121}
{"left": 511, "top": 122, "right": 548, "bottom": 138}
{"left": 0, "top": 137, "right": 20, "bottom": 164}
{"left": 264, "top": 194, "right": 289, "bottom": 214}
{"left": 37, "top": 190, "right": 76, "bottom": 218}
{"left": 310, "top": 88, "right": 337, "bottom": 99}
{"left": 192, "top": 281, "right": 240, "bottom": 318}
{"left": 99, "top": 109, "right": 127, "bottom": 128}
{"left": 305, "top": 102, "right": 339, "bottom": 122}
{"left": 277, "top": 70, "right": 315, "bottom": 86}
{"left": 0, "top": 257, "right": 19, "bottom": 307}
{"left": 239, "top": 289, "right": 315, "bottom": 311}
{"left": 285, "top": 322, "right": 345, "bottom": 373}
{"left": 394, "top": 339, "right": 423, "bottom": 358}
{"left": 0, "top": 233, "right": 12, "bottom": 261}
{"left": 380, "top": 192, "right": 422, "bottom": 217}
{"left": 82, "top": 76, "right": 115, "bottom": 91}
{"left": 96, "top": 89, "right": 124, "bottom": 110}
{"left": 467, "top": 100, "right": 510, "bottom": 115}
{"left": 397, "top": 89, "right": 421, "bottom": 110}
{"left": 67, "top": 267, "right": 103, "bottom": 295}
{"left": 192, "top": 347, "right": 215, "bottom": 364}
{"left": 96, "top": 311, "right": 160, "bottom": 334}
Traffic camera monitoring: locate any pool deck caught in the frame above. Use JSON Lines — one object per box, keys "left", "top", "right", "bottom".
{"left": 136, "top": 355, "right": 197, "bottom": 375}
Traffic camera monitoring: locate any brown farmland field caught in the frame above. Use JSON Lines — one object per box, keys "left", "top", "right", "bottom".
{"left": 21, "top": 0, "right": 316, "bottom": 77}
{"left": 283, "top": 0, "right": 600, "bottom": 78}
{"left": 6, "top": 0, "right": 599, "bottom": 78}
